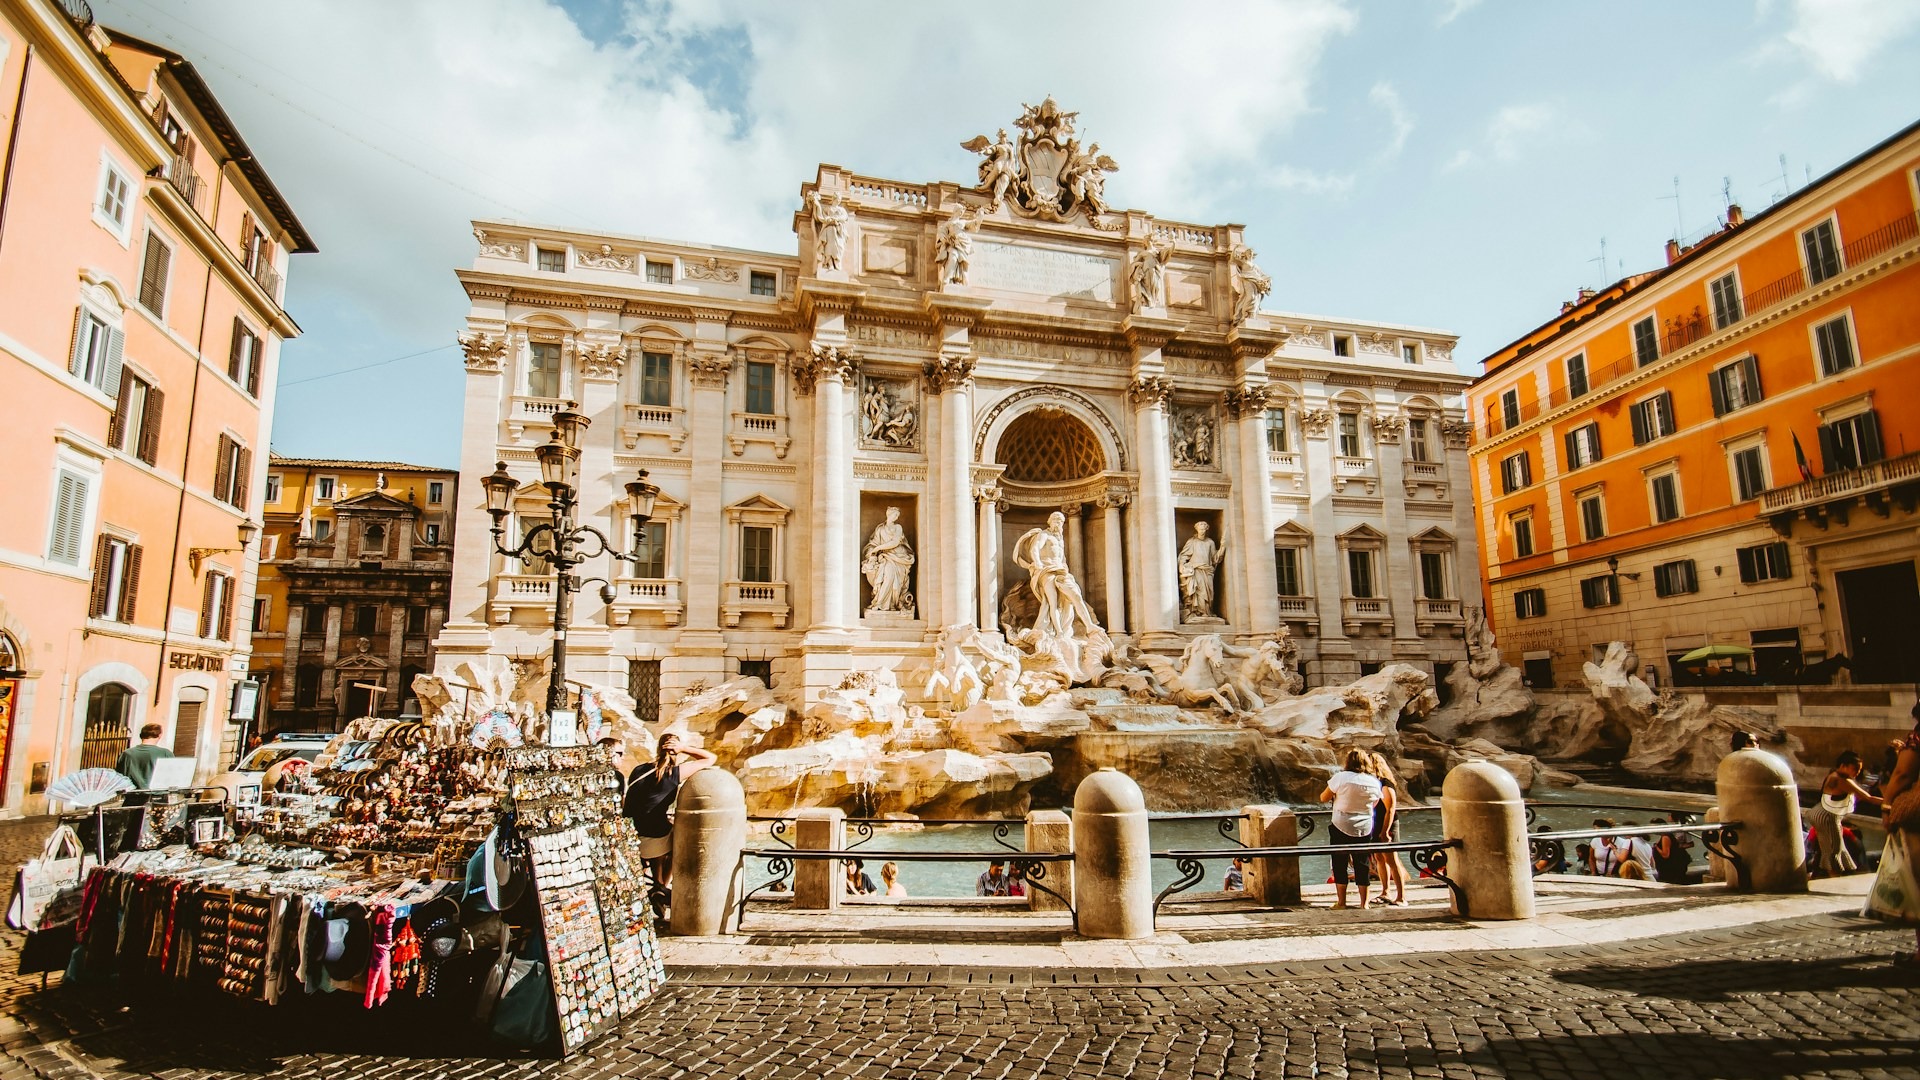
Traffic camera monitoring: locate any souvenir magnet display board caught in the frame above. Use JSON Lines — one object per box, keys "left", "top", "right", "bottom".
{"left": 505, "top": 745, "right": 665, "bottom": 1054}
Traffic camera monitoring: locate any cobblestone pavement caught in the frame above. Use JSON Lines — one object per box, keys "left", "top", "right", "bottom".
{"left": 2, "top": 822, "right": 1917, "bottom": 1079}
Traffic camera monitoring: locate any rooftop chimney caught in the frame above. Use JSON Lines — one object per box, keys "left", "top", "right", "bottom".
{"left": 1560, "top": 300, "right": 1576, "bottom": 314}
{"left": 1665, "top": 238, "right": 1682, "bottom": 265}
{"left": 1726, "top": 203, "right": 1745, "bottom": 227}
{"left": 1577, "top": 287, "right": 1597, "bottom": 304}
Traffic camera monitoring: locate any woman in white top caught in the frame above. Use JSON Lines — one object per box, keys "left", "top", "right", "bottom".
{"left": 1815, "top": 750, "right": 1880, "bottom": 876}
{"left": 1319, "top": 750, "right": 1383, "bottom": 910}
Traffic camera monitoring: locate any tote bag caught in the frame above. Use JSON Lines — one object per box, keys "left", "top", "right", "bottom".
{"left": 1862, "top": 831, "right": 1920, "bottom": 925}
{"left": 5, "top": 826, "right": 95, "bottom": 931}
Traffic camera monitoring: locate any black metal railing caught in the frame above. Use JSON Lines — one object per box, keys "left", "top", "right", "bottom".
{"left": 1151, "top": 838, "right": 1466, "bottom": 917}
{"left": 1526, "top": 820, "right": 1743, "bottom": 887}
{"left": 735, "top": 847, "right": 1076, "bottom": 931}
{"left": 751, "top": 815, "right": 1028, "bottom": 854}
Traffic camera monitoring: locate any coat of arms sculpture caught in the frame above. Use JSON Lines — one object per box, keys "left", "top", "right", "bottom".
{"left": 962, "top": 98, "right": 1119, "bottom": 222}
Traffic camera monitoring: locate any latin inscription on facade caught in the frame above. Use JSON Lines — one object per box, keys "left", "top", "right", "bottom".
{"left": 970, "top": 241, "right": 1118, "bottom": 302}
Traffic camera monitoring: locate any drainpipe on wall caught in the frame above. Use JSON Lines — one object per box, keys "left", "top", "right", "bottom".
{"left": 0, "top": 45, "right": 33, "bottom": 257}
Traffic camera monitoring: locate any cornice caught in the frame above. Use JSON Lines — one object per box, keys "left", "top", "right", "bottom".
{"left": 147, "top": 182, "right": 298, "bottom": 337}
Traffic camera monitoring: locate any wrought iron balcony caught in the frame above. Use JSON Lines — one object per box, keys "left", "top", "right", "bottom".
{"left": 165, "top": 155, "right": 203, "bottom": 209}
{"left": 249, "top": 256, "right": 282, "bottom": 299}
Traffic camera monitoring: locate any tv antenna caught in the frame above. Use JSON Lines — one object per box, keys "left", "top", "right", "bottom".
{"left": 1658, "top": 176, "right": 1682, "bottom": 239}
{"left": 1589, "top": 237, "right": 1610, "bottom": 286}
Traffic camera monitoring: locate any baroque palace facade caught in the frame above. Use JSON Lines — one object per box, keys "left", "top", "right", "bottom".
{"left": 1469, "top": 119, "right": 1920, "bottom": 694}
{"left": 437, "top": 101, "right": 1479, "bottom": 711}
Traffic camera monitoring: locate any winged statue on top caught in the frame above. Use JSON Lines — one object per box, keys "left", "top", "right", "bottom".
{"left": 962, "top": 98, "right": 1118, "bottom": 222}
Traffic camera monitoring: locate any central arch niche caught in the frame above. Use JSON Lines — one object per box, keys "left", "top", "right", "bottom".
{"left": 995, "top": 409, "right": 1106, "bottom": 483}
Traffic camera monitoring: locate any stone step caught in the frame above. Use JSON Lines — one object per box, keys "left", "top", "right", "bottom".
{"left": 1067, "top": 687, "right": 1129, "bottom": 707}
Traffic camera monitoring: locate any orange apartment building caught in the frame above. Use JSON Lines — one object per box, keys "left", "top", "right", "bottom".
{"left": 0, "top": 0, "right": 312, "bottom": 811}
{"left": 252, "top": 457, "right": 457, "bottom": 734}
{"left": 1468, "top": 119, "right": 1920, "bottom": 718}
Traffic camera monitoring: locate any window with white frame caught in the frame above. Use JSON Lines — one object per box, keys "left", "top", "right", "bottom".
{"left": 527, "top": 341, "right": 563, "bottom": 399}
{"left": 1653, "top": 559, "right": 1698, "bottom": 598}
{"left": 639, "top": 351, "right": 673, "bottom": 407}
{"left": 1346, "top": 548, "right": 1375, "bottom": 598}
{"left": 1514, "top": 587, "right": 1546, "bottom": 619}
{"left": 213, "top": 435, "right": 250, "bottom": 509}
{"left": 1802, "top": 219, "right": 1842, "bottom": 285}
{"left": 536, "top": 247, "right": 566, "bottom": 273}
{"left": 740, "top": 526, "right": 774, "bottom": 582}
{"left": 1510, "top": 510, "right": 1535, "bottom": 559}
{"left": 1264, "top": 408, "right": 1290, "bottom": 454}
{"left": 1819, "top": 406, "right": 1883, "bottom": 472}
{"left": 1274, "top": 546, "right": 1303, "bottom": 596}
{"left": 1709, "top": 355, "right": 1763, "bottom": 415}
{"left": 227, "top": 318, "right": 263, "bottom": 396}
{"left": 1647, "top": 468, "right": 1682, "bottom": 524}
{"left": 1565, "top": 353, "right": 1588, "bottom": 398}
{"left": 110, "top": 370, "right": 160, "bottom": 465}
{"left": 1565, "top": 422, "right": 1602, "bottom": 469}
{"left": 645, "top": 260, "right": 673, "bottom": 285}
{"left": 1401, "top": 343, "right": 1419, "bottom": 364}
{"left": 200, "top": 569, "right": 234, "bottom": 641}
{"left": 315, "top": 476, "right": 336, "bottom": 501}
{"left": 68, "top": 305, "right": 123, "bottom": 396}
{"left": 1632, "top": 315, "right": 1660, "bottom": 367}
{"left": 1728, "top": 440, "right": 1768, "bottom": 502}
{"left": 745, "top": 360, "right": 776, "bottom": 415}
{"left": 1336, "top": 411, "right": 1363, "bottom": 458}
{"left": 94, "top": 154, "right": 134, "bottom": 242}
{"left": 1709, "top": 271, "right": 1742, "bottom": 328}
{"left": 1737, "top": 541, "right": 1791, "bottom": 583}
{"left": 631, "top": 520, "right": 669, "bottom": 579}
{"left": 1813, "top": 314, "right": 1856, "bottom": 376}
{"left": 264, "top": 474, "right": 282, "bottom": 504}
{"left": 1500, "top": 388, "right": 1520, "bottom": 429}
{"left": 1580, "top": 574, "right": 1620, "bottom": 609}
{"left": 1405, "top": 416, "right": 1430, "bottom": 462}
{"left": 1500, "top": 451, "right": 1532, "bottom": 493}
{"left": 749, "top": 270, "right": 777, "bottom": 297}
{"left": 1577, "top": 488, "right": 1607, "bottom": 542}
{"left": 428, "top": 481, "right": 444, "bottom": 504}
{"left": 313, "top": 519, "right": 332, "bottom": 541}
{"left": 89, "top": 534, "right": 142, "bottom": 622}
{"left": 1630, "top": 391, "right": 1676, "bottom": 445}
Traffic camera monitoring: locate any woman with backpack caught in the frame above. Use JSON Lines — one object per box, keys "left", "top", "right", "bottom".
{"left": 622, "top": 733, "right": 716, "bottom": 914}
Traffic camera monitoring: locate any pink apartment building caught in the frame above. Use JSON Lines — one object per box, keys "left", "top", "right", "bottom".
{"left": 0, "top": 0, "right": 312, "bottom": 812}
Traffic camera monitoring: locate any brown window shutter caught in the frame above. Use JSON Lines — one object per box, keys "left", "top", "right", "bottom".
{"left": 228, "top": 318, "right": 244, "bottom": 382}
{"left": 140, "top": 234, "right": 169, "bottom": 311}
{"left": 218, "top": 574, "right": 234, "bottom": 641}
{"left": 68, "top": 307, "right": 84, "bottom": 376}
{"left": 240, "top": 212, "right": 254, "bottom": 269}
{"left": 107, "top": 374, "right": 132, "bottom": 450}
{"left": 88, "top": 536, "right": 113, "bottom": 618}
{"left": 215, "top": 436, "right": 234, "bottom": 504}
{"left": 245, "top": 335, "right": 261, "bottom": 395}
{"left": 139, "top": 387, "right": 164, "bottom": 465}
{"left": 120, "top": 544, "right": 142, "bottom": 623}
{"left": 200, "top": 571, "right": 215, "bottom": 638}
{"left": 234, "top": 447, "right": 251, "bottom": 511}
{"left": 180, "top": 134, "right": 196, "bottom": 166}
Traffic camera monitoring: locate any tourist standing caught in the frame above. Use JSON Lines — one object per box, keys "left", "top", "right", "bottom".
{"left": 1320, "top": 750, "right": 1382, "bottom": 909}
{"left": 622, "top": 733, "right": 717, "bottom": 913}
{"left": 114, "top": 723, "right": 172, "bottom": 806}
{"left": 1814, "top": 751, "right": 1880, "bottom": 876}
{"left": 1870, "top": 706, "right": 1920, "bottom": 965}
{"left": 881, "top": 862, "right": 907, "bottom": 897}
{"left": 1366, "top": 751, "right": 1408, "bottom": 906}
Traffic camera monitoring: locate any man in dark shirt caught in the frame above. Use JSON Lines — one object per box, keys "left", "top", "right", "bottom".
{"left": 115, "top": 723, "right": 172, "bottom": 797}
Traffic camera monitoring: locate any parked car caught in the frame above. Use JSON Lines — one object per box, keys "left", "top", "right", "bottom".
{"left": 208, "top": 732, "right": 334, "bottom": 805}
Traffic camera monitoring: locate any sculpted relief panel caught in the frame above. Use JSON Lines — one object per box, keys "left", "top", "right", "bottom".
{"left": 1169, "top": 404, "right": 1219, "bottom": 470}
{"left": 860, "top": 376, "right": 920, "bottom": 451}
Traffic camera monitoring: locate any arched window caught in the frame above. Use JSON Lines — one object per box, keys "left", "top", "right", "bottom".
{"left": 81, "top": 683, "right": 135, "bottom": 770}
{"left": 364, "top": 523, "right": 386, "bottom": 548}
{"left": 0, "top": 631, "right": 20, "bottom": 675}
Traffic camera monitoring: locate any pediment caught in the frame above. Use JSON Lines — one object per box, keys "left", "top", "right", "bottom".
{"left": 1338, "top": 523, "right": 1387, "bottom": 542}
{"left": 725, "top": 494, "right": 791, "bottom": 514}
{"left": 333, "top": 490, "right": 417, "bottom": 514}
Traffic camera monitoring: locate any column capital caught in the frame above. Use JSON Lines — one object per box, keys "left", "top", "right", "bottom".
{"left": 1096, "top": 488, "right": 1132, "bottom": 510}
{"left": 1300, "top": 407, "right": 1334, "bottom": 437}
{"left": 972, "top": 482, "right": 1002, "bottom": 504}
{"left": 793, "top": 343, "right": 857, "bottom": 396}
{"left": 1223, "top": 385, "right": 1272, "bottom": 418}
{"left": 458, "top": 331, "right": 508, "bottom": 373}
{"left": 687, "top": 351, "right": 732, "bottom": 389}
{"left": 1127, "top": 375, "right": 1174, "bottom": 408}
{"left": 923, "top": 354, "right": 976, "bottom": 393}
{"left": 1372, "top": 413, "right": 1405, "bottom": 444}
{"left": 1060, "top": 502, "right": 1084, "bottom": 518}
{"left": 579, "top": 342, "right": 626, "bottom": 381}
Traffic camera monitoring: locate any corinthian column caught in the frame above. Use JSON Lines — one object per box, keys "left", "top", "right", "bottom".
{"left": 976, "top": 483, "right": 1002, "bottom": 630}
{"left": 1228, "top": 384, "right": 1280, "bottom": 636}
{"left": 804, "top": 344, "right": 857, "bottom": 630}
{"left": 929, "top": 353, "right": 978, "bottom": 628}
{"left": 1129, "top": 375, "right": 1178, "bottom": 640}
{"left": 1098, "top": 490, "right": 1129, "bottom": 635}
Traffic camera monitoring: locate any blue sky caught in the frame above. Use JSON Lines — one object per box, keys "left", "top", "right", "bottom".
{"left": 93, "top": 0, "right": 1920, "bottom": 467}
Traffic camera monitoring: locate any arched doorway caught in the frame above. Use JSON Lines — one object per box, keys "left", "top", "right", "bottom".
{"left": 81, "top": 683, "right": 135, "bottom": 771}
{"left": 0, "top": 632, "right": 22, "bottom": 797}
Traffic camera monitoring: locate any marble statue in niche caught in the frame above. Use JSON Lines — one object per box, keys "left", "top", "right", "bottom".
{"left": 1170, "top": 405, "right": 1216, "bottom": 469}
{"left": 1179, "top": 521, "right": 1226, "bottom": 623}
{"left": 859, "top": 377, "right": 919, "bottom": 449}
{"left": 1230, "top": 245, "right": 1271, "bottom": 325}
{"left": 1012, "top": 511, "right": 1101, "bottom": 646}
{"left": 862, "top": 507, "right": 916, "bottom": 615}
{"left": 808, "top": 190, "right": 850, "bottom": 272}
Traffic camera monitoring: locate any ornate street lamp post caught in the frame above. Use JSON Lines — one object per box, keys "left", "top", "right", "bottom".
{"left": 479, "top": 402, "right": 661, "bottom": 716}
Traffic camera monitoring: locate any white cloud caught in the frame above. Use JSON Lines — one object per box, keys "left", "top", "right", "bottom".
{"left": 1264, "top": 166, "right": 1357, "bottom": 196}
{"left": 1780, "top": 0, "right": 1920, "bottom": 81}
{"left": 1444, "top": 101, "right": 1557, "bottom": 171}
{"left": 1369, "top": 81, "right": 1414, "bottom": 159}
{"left": 1437, "top": 0, "right": 1483, "bottom": 25}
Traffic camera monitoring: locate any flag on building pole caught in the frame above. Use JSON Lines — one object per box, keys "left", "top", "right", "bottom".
{"left": 1792, "top": 432, "right": 1816, "bottom": 482}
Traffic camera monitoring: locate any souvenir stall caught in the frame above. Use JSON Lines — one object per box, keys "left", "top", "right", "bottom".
{"left": 18, "top": 703, "right": 665, "bottom": 1055}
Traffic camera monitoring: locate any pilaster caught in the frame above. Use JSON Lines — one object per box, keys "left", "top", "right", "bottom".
{"left": 1227, "top": 381, "right": 1280, "bottom": 636}
{"left": 1127, "top": 370, "right": 1178, "bottom": 645}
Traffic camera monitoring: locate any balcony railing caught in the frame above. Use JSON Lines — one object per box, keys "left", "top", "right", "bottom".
{"left": 724, "top": 580, "right": 789, "bottom": 628}
{"left": 1477, "top": 209, "right": 1920, "bottom": 440}
{"left": 165, "top": 155, "right": 203, "bottom": 210}
{"left": 609, "top": 577, "right": 684, "bottom": 628}
{"left": 1415, "top": 598, "right": 1463, "bottom": 634}
{"left": 1275, "top": 596, "right": 1315, "bottom": 617}
{"left": 249, "top": 256, "right": 282, "bottom": 299}
{"left": 1403, "top": 461, "right": 1443, "bottom": 482}
{"left": 730, "top": 411, "right": 792, "bottom": 458}
{"left": 620, "top": 402, "right": 688, "bottom": 451}
{"left": 507, "top": 396, "right": 568, "bottom": 440}
{"left": 488, "top": 573, "right": 556, "bottom": 623}
{"left": 1341, "top": 597, "right": 1391, "bottom": 626}
{"left": 1759, "top": 450, "right": 1920, "bottom": 518}
{"left": 1267, "top": 450, "right": 1299, "bottom": 470}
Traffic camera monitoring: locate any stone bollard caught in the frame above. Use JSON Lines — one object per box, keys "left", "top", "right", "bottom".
{"left": 1439, "top": 762, "right": 1535, "bottom": 920}
{"left": 668, "top": 769, "right": 747, "bottom": 936}
{"left": 1025, "top": 809, "right": 1072, "bottom": 912}
{"left": 1715, "top": 749, "right": 1807, "bottom": 893}
{"left": 1239, "top": 805, "right": 1300, "bottom": 907}
{"left": 792, "top": 808, "right": 845, "bottom": 911}
{"left": 1072, "top": 768, "right": 1153, "bottom": 939}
